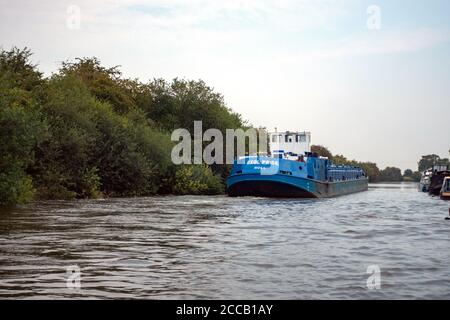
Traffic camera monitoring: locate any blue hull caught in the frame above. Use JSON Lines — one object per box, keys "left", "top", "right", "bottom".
{"left": 227, "top": 173, "right": 368, "bottom": 198}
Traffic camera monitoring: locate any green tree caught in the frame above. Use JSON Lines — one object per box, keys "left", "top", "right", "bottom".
{"left": 140, "top": 78, "right": 244, "bottom": 133}
{"left": 93, "top": 108, "right": 174, "bottom": 196}
{"left": 380, "top": 167, "right": 403, "bottom": 182}
{"left": 0, "top": 105, "right": 43, "bottom": 205}
{"left": 358, "top": 162, "right": 381, "bottom": 182}
{"left": 0, "top": 47, "right": 46, "bottom": 205}
{"left": 141, "top": 78, "right": 247, "bottom": 181}
{"left": 2, "top": 48, "right": 253, "bottom": 206}
{"left": 331, "top": 154, "right": 381, "bottom": 182}
{"left": 0, "top": 47, "right": 43, "bottom": 93}
{"left": 59, "top": 58, "right": 136, "bottom": 114}
{"left": 33, "top": 74, "right": 176, "bottom": 198}
{"left": 311, "top": 145, "right": 333, "bottom": 159}
{"left": 32, "top": 75, "right": 104, "bottom": 199}
{"left": 172, "top": 165, "right": 223, "bottom": 195}
{"left": 417, "top": 154, "right": 450, "bottom": 172}
{"left": 403, "top": 169, "right": 421, "bottom": 182}
{"left": 403, "top": 169, "right": 413, "bottom": 178}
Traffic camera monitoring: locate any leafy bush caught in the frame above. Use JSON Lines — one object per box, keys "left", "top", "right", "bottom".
{"left": 0, "top": 49, "right": 45, "bottom": 205}
{"left": 0, "top": 47, "right": 248, "bottom": 207}
{"left": 0, "top": 163, "right": 35, "bottom": 206}
{"left": 173, "top": 165, "right": 224, "bottom": 195}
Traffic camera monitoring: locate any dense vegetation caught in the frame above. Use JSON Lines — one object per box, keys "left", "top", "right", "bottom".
{"left": 1, "top": 48, "right": 245, "bottom": 206}
{"left": 311, "top": 145, "right": 423, "bottom": 183}
{"left": 418, "top": 154, "right": 450, "bottom": 172}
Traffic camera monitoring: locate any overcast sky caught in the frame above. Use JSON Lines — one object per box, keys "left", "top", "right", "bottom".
{"left": 1, "top": 0, "right": 449, "bottom": 170}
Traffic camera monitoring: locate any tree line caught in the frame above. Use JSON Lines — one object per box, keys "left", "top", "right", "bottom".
{"left": 310, "top": 145, "right": 426, "bottom": 183}
{"left": 1, "top": 47, "right": 245, "bottom": 206}
{"left": 417, "top": 154, "right": 450, "bottom": 172}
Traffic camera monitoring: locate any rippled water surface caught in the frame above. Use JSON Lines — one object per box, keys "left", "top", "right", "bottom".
{"left": 1, "top": 183, "right": 449, "bottom": 299}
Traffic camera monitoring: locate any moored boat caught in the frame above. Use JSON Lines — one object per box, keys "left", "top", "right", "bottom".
{"left": 226, "top": 130, "right": 368, "bottom": 198}
{"left": 428, "top": 168, "right": 450, "bottom": 196}
{"left": 419, "top": 169, "right": 432, "bottom": 192}
{"left": 440, "top": 177, "right": 450, "bottom": 200}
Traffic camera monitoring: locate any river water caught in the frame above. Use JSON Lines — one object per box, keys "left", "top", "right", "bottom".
{"left": 0, "top": 183, "right": 449, "bottom": 299}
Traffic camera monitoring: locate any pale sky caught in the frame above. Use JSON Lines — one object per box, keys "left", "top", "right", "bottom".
{"left": 1, "top": 0, "right": 449, "bottom": 171}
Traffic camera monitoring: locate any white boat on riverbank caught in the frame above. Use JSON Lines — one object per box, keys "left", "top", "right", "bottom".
{"left": 419, "top": 169, "right": 432, "bottom": 192}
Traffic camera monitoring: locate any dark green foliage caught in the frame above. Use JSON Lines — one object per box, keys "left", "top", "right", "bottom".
{"left": 135, "top": 78, "right": 245, "bottom": 180}
{"left": 358, "top": 162, "right": 382, "bottom": 182}
{"left": 59, "top": 58, "right": 137, "bottom": 114}
{"left": 33, "top": 75, "right": 176, "bottom": 198}
{"left": 379, "top": 167, "right": 403, "bottom": 182}
{"left": 313, "top": 148, "right": 382, "bottom": 182}
{"left": 411, "top": 171, "right": 421, "bottom": 182}
{"left": 0, "top": 105, "right": 43, "bottom": 205}
{"left": 31, "top": 75, "right": 101, "bottom": 199}
{"left": 1, "top": 47, "right": 244, "bottom": 206}
{"left": 92, "top": 107, "right": 173, "bottom": 196}
{"left": 315, "top": 147, "right": 419, "bottom": 183}
{"left": 311, "top": 145, "right": 333, "bottom": 159}
{"left": 173, "top": 165, "right": 224, "bottom": 195}
{"left": 418, "top": 154, "right": 449, "bottom": 172}
{"left": 403, "top": 169, "right": 413, "bottom": 177}
{"left": 403, "top": 169, "right": 421, "bottom": 182}
{"left": 139, "top": 78, "right": 244, "bottom": 132}
{"left": 317, "top": 149, "right": 383, "bottom": 182}
{"left": 0, "top": 48, "right": 46, "bottom": 206}
{"left": 0, "top": 47, "right": 43, "bottom": 93}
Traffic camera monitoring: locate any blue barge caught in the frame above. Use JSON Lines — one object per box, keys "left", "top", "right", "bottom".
{"left": 226, "top": 130, "right": 368, "bottom": 198}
